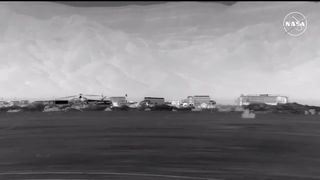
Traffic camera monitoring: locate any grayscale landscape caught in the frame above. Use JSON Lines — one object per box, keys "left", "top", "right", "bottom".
{"left": 0, "top": 1, "right": 319, "bottom": 180}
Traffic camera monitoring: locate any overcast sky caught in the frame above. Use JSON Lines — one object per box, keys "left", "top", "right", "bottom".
{"left": 0, "top": 1, "right": 319, "bottom": 105}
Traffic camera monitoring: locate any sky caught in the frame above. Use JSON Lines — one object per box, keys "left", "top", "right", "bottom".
{"left": 0, "top": 1, "right": 319, "bottom": 105}
{"left": 54, "top": 1, "right": 237, "bottom": 7}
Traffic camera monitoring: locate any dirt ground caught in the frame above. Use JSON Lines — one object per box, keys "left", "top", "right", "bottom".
{"left": 0, "top": 111, "right": 319, "bottom": 179}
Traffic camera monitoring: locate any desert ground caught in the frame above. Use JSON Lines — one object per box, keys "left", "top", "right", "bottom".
{"left": 0, "top": 111, "right": 319, "bottom": 179}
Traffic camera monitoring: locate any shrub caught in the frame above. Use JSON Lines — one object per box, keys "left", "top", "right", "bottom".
{"left": 150, "top": 104, "right": 174, "bottom": 111}
{"left": 112, "top": 105, "right": 130, "bottom": 111}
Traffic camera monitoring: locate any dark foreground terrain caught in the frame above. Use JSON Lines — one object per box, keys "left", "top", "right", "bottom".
{"left": 0, "top": 111, "right": 320, "bottom": 180}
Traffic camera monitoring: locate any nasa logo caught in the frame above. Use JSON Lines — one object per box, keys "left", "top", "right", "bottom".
{"left": 283, "top": 11, "right": 307, "bottom": 37}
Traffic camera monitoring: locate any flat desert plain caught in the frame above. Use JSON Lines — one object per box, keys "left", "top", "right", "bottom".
{"left": 0, "top": 111, "right": 319, "bottom": 180}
